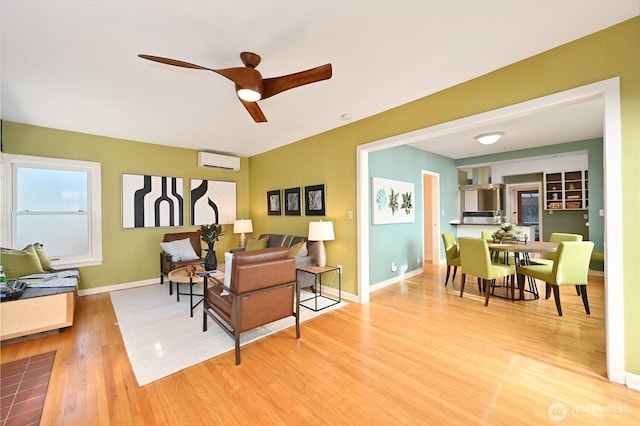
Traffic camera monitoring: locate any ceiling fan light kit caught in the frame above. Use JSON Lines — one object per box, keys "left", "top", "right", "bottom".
{"left": 139, "top": 51, "right": 332, "bottom": 122}
{"left": 237, "top": 88, "right": 262, "bottom": 102}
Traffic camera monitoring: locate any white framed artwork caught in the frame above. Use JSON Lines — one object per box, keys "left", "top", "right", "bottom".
{"left": 122, "top": 174, "right": 184, "bottom": 228}
{"left": 372, "top": 177, "right": 415, "bottom": 224}
{"left": 190, "top": 179, "right": 236, "bottom": 225}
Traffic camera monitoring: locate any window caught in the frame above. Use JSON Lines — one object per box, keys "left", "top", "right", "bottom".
{"left": 2, "top": 154, "right": 102, "bottom": 268}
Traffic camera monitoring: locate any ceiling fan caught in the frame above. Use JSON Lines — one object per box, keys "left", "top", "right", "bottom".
{"left": 138, "top": 51, "right": 332, "bottom": 123}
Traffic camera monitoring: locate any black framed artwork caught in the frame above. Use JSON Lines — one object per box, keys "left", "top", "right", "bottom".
{"left": 284, "top": 187, "right": 302, "bottom": 216}
{"left": 267, "top": 190, "right": 282, "bottom": 215}
{"left": 304, "top": 184, "right": 325, "bottom": 216}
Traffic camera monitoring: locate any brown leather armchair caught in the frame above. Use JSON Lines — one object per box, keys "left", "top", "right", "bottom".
{"left": 160, "top": 231, "right": 204, "bottom": 292}
{"left": 202, "top": 247, "right": 300, "bottom": 365}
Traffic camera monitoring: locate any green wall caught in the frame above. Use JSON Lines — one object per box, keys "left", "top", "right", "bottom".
{"left": 369, "top": 145, "right": 457, "bottom": 284}
{"left": 250, "top": 18, "right": 640, "bottom": 374}
{"left": 2, "top": 122, "right": 250, "bottom": 289}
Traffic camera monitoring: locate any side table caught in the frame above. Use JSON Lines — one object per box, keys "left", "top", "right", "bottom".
{"left": 168, "top": 266, "right": 224, "bottom": 317}
{"left": 296, "top": 265, "right": 341, "bottom": 312}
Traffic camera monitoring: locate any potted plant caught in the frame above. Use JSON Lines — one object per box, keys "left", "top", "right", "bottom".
{"left": 492, "top": 223, "right": 523, "bottom": 244}
{"left": 201, "top": 223, "right": 223, "bottom": 271}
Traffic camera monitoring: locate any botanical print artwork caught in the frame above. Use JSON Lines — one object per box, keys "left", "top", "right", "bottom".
{"left": 267, "top": 190, "right": 282, "bottom": 215}
{"left": 190, "top": 179, "right": 237, "bottom": 225}
{"left": 304, "top": 184, "right": 325, "bottom": 216}
{"left": 285, "top": 187, "right": 301, "bottom": 216}
{"left": 372, "top": 177, "right": 415, "bottom": 224}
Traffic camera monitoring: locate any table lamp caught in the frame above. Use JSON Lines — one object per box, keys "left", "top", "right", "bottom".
{"left": 308, "top": 220, "right": 335, "bottom": 267}
{"left": 233, "top": 219, "right": 253, "bottom": 248}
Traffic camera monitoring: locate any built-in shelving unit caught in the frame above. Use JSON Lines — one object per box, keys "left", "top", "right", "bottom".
{"left": 544, "top": 170, "right": 588, "bottom": 210}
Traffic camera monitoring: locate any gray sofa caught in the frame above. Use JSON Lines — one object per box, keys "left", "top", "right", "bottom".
{"left": 231, "top": 234, "right": 319, "bottom": 289}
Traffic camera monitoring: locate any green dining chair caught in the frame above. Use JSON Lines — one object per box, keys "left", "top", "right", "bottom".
{"left": 442, "top": 232, "right": 461, "bottom": 286}
{"left": 481, "top": 230, "right": 515, "bottom": 264}
{"left": 518, "top": 241, "right": 594, "bottom": 316}
{"left": 530, "top": 232, "right": 584, "bottom": 295}
{"left": 530, "top": 232, "right": 583, "bottom": 266}
{"left": 458, "top": 237, "right": 516, "bottom": 306}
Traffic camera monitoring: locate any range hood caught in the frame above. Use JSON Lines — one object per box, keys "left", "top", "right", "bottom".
{"left": 459, "top": 166, "right": 505, "bottom": 214}
{"left": 459, "top": 166, "right": 505, "bottom": 190}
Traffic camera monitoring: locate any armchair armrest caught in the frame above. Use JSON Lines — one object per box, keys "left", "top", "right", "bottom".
{"left": 160, "top": 251, "right": 174, "bottom": 275}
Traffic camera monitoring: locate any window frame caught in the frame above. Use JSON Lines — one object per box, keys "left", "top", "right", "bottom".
{"left": 1, "top": 153, "right": 102, "bottom": 268}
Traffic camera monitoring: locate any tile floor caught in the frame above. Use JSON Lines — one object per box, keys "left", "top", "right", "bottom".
{"left": 0, "top": 351, "right": 55, "bottom": 426}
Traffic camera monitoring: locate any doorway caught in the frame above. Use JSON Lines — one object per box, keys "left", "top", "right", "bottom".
{"left": 506, "top": 183, "right": 542, "bottom": 242}
{"left": 517, "top": 190, "right": 539, "bottom": 241}
{"left": 357, "top": 78, "right": 623, "bottom": 383}
{"left": 422, "top": 171, "right": 440, "bottom": 264}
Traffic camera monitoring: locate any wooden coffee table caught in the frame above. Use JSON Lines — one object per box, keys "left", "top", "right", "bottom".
{"left": 168, "top": 265, "right": 224, "bottom": 317}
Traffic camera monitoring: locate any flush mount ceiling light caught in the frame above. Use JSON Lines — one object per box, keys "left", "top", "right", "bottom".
{"left": 475, "top": 132, "right": 504, "bottom": 145}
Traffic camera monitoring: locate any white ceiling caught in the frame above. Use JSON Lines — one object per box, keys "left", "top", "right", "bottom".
{"left": 1, "top": 1, "right": 637, "bottom": 158}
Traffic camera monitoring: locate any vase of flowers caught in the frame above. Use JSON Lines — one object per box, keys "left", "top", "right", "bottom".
{"left": 492, "top": 223, "right": 523, "bottom": 243}
{"left": 201, "top": 223, "right": 223, "bottom": 271}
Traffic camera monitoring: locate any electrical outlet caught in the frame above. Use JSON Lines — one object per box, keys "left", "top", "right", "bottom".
{"left": 391, "top": 262, "right": 397, "bottom": 272}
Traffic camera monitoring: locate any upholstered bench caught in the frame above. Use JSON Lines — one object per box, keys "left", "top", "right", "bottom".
{"left": 1, "top": 270, "right": 79, "bottom": 341}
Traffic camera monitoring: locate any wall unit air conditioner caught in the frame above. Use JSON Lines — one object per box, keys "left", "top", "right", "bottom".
{"left": 197, "top": 152, "right": 240, "bottom": 171}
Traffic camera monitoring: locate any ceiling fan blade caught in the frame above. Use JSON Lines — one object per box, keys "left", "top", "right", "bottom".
{"left": 238, "top": 98, "right": 267, "bottom": 123}
{"left": 262, "top": 63, "right": 332, "bottom": 99}
{"left": 138, "top": 54, "right": 214, "bottom": 71}
{"left": 213, "top": 67, "right": 262, "bottom": 88}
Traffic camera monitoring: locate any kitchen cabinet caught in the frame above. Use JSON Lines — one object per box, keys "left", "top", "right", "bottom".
{"left": 544, "top": 170, "right": 588, "bottom": 210}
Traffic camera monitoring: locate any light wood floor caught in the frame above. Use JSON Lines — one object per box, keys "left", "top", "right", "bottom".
{"left": 1, "top": 265, "right": 638, "bottom": 425}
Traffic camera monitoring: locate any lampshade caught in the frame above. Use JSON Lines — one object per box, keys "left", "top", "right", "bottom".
{"left": 475, "top": 132, "right": 504, "bottom": 145}
{"left": 308, "top": 221, "right": 335, "bottom": 241}
{"left": 233, "top": 219, "right": 253, "bottom": 234}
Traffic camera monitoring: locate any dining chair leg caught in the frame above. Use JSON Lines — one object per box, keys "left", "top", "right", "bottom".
{"left": 579, "top": 285, "right": 590, "bottom": 315}
{"left": 451, "top": 266, "right": 458, "bottom": 282}
{"left": 445, "top": 266, "right": 451, "bottom": 286}
{"left": 575, "top": 285, "right": 581, "bottom": 295}
{"left": 551, "top": 285, "right": 563, "bottom": 316}
{"left": 510, "top": 275, "right": 515, "bottom": 301}
{"left": 545, "top": 283, "right": 551, "bottom": 299}
{"left": 484, "top": 279, "right": 493, "bottom": 306}
{"left": 459, "top": 273, "right": 466, "bottom": 297}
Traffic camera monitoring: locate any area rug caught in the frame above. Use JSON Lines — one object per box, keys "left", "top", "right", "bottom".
{"left": 0, "top": 351, "right": 56, "bottom": 425}
{"left": 110, "top": 283, "right": 346, "bottom": 386}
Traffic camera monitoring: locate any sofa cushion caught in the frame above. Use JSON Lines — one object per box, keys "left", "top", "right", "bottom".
{"left": 245, "top": 236, "right": 269, "bottom": 251}
{"left": 34, "top": 242, "right": 53, "bottom": 271}
{"left": 1, "top": 244, "right": 45, "bottom": 279}
{"left": 160, "top": 238, "right": 199, "bottom": 262}
{"left": 288, "top": 241, "right": 307, "bottom": 258}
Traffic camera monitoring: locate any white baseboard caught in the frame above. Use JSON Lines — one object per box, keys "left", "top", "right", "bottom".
{"left": 369, "top": 268, "right": 423, "bottom": 293}
{"left": 626, "top": 371, "right": 640, "bottom": 391}
{"left": 78, "top": 278, "right": 158, "bottom": 296}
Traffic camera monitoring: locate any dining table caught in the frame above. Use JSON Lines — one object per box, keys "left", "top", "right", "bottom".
{"left": 487, "top": 240, "right": 558, "bottom": 300}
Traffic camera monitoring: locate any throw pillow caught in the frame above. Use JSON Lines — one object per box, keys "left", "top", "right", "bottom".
{"left": 34, "top": 242, "right": 53, "bottom": 271}
{"left": 245, "top": 236, "right": 268, "bottom": 251}
{"left": 222, "top": 252, "right": 233, "bottom": 296}
{"left": 288, "top": 241, "right": 307, "bottom": 258}
{"left": 1, "top": 244, "right": 45, "bottom": 279}
{"left": 160, "top": 238, "right": 199, "bottom": 262}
